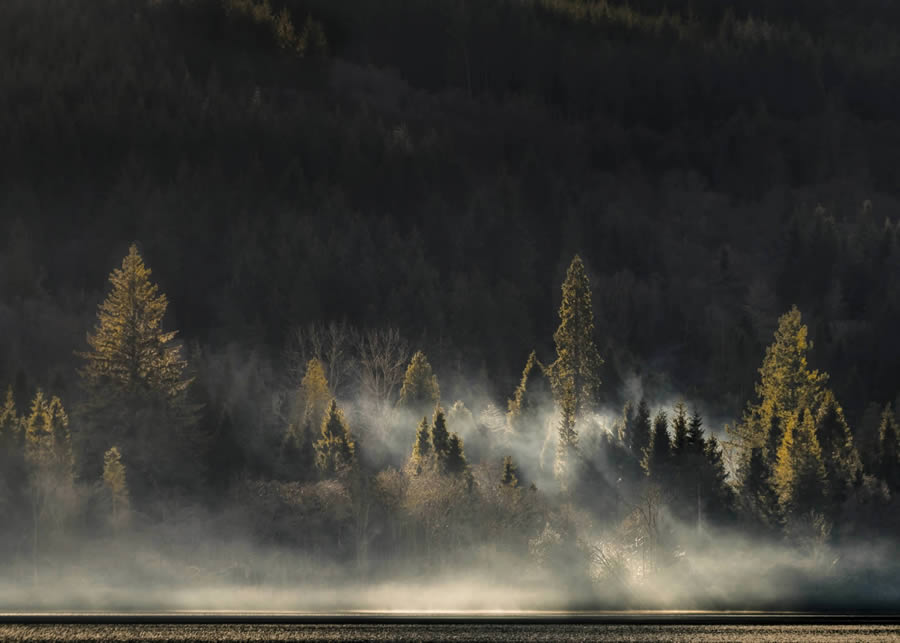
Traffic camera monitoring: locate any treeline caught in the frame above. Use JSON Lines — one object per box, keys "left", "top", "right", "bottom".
{"left": 1, "top": 248, "right": 899, "bottom": 591}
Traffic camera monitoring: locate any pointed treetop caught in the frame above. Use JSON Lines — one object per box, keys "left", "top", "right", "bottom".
{"left": 399, "top": 350, "right": 440, "bottom": 409}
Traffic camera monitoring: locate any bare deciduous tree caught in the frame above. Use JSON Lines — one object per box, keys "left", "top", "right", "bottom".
{"left": 356, "top": 328, "right": 409, "bottom": 406}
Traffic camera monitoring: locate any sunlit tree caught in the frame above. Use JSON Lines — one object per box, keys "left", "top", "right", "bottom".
{"left": 399, "top": 350, "right": 440, "bottom": 411}
{"left": 507, "top": 350, "right": 550, "bottom": 435}
{"left": 315, "top": 400, "right": 356, "bottom": 476}
{"left": 78, "top": 244, "right": 198, "bottom": 495}
{"left": 774, "top": 409, "right": 826, "bottom": 517}
{"left": 410, "top": 416, "right": 432, "bottom": 474}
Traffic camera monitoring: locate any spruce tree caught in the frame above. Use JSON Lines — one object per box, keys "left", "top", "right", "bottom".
{"left": 501, "top": 455, "right": 519, "bottom": 488}
{"left": 410, "top": 416, "right": 432, "bottom": 474}
{"left": 507, "top": 350, "right": 550, "bottom": 434}
{"left": 671, "top": 402, "right": 689, "bottom": 456}
{"left": 629, "top": 398, "right": 652, "bottom": 458}
{"left": 445, "top": 433, "right": 468, "bottom": 476}
{"left": 814, "top": 391, "right": 860, "bottom": 514}
{"left": 315, "top": 400, "right": 355, "bottom": 476}
{"left": 701, "top": 436, "right": 736, "bottom": 524}
{"left": 644, "top": 410, "right": 671, "bottom": 480}
{"left": 548, "top": 255, "right": 603, "bottom": 426}
{"left": 78, "top": 244, "right": 197, "bottom": 495}
{"left": 399, "top": 350, "right": 440, "bottom": 411}
{"left": 431, "top": 407, "right": 451, "bottom": 471}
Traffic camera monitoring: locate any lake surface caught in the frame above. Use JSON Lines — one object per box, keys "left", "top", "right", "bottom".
{"left": 2, "top": 623, "right": 900, "bottom": 641}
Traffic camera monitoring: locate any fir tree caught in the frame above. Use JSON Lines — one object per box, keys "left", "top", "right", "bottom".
{"left": 701, "top": 436, "right": 736, "bottom": 524}
{"left": 315, "top": 400, "right": 355, "bottom": 476}
{"left": 102, "top": 446, "right": 130, "bottom": 528}
{"left": 399, "top": 350, "right": 440, "bottom": 411}
{"left": 501, "top": 455, "right": 519, "bottom": 488}
{"left": 685, "top": 409, "right": 706, "bottom": 455}
{"left": 77, "top": 244, "right": 198, "bottom": 494}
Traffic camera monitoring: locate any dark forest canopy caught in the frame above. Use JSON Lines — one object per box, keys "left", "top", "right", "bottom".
{"left": 1, "top": 0, "right": 900, "bottom": 608}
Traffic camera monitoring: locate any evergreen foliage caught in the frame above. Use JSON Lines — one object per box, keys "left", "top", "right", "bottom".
{"left": 507, "top": 350, "right": 550, "bottom": 434}
{"left": 315, "top": 400, "right": 356, "bottom": 476}
{"left": 644, "top": 410, "right": 671, "bottom": 479}
{"left": 410, "top": 416, "right": 432, "bottom": 474}
{"left": 501, "top": 455, "right": 519, "bottom": 488}
{"left": 77, "top": 245, "right": 198, "bottom": 496}
{"left": 399, "top": 351, "right": 440, "bottom": 411}
{"left": 877, "top": 404, "right": 900, "bottom": 492}
{"left": 431, "top": 408, "right": 451, "bottom": 471}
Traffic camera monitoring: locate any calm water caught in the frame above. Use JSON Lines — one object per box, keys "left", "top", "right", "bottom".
{"left": 2, "top": 624, "right": 899, "bottom": 641}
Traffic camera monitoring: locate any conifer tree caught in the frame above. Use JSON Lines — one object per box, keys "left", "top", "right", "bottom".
{"left": 629, "top": 398, "right": 652, "bottom": 458}
{"left": 814, "top": 391, "right": 860, "bottom": 513}
{"left": 644, "top": 410, "right": 671, "bottom": 480}
{"left": 554, "top": 388, "right": 579, "bottom": 490}
{"left": 410, "top": 416, "right": 432, "bottom": 474}
{"left": 507, "top": 350, "right": 550, "bottom": 434}
{"left": 732, "top": 306, "right": 827, "bottom": 462}
{"left": 431, "top": 408, "right": 451, "bottom": 471}
{"left": 701, "top": 436, "right": 736, "bottom": 524}
{"left": 877, "top": 404, "right": 900, "bottom": 492}
{"left": 671, "top": 402, "right": 689, "bottom": 456}
{"left": 501, "top": 455, "right": 519, "bottom": 488}
{"left": 102, "top": 446, "right": 130, "bottom": 528}
{"left": 774, "top": 409, "right": 826, "bottom": 517}
{"left": 24, "top": 391, "right": 74, "bottom": 581}
{"left": 445, "top": 433, "right": 468, "bottom": 476}
{"left": 399, "top": 351, "right": 440, "bottom": 411}
{"left": 738, "top": 447, "right": 782, "bottom": 530}
{"left": 78, "top": 244, "right": 197, "bottom": 493}
{"left": 685, "top": 409, "right": 706, "bottom": 455}
{"left": 285, "top": 358, "right": 332, "bottom": 452}
{"left": 548, "top": 255, "right": 603, "bottom": 427}
{"left": 315, "top": 400, "right": 356, "bottom": 476}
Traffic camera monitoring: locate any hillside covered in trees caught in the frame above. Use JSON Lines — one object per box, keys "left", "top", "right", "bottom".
{"left": 1, "top": 0, "right": 900, "bottom": 609}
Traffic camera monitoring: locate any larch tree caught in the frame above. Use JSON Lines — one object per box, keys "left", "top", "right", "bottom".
{"left": 731, "top": 306, "right": 827, "bottom": 464}
{"left": 0, "top": 387, "right": 24, "bottom": 506}
{"left": 102, "top": 446, "right": 130, "bottom": 529}
{"left": 399, "top": 350, "right": 440, "bottom": 412}
{"left": 78, "top": 244, "right": 198, "bottom": 497}
{"left": 284, "top": 357, "right": 332, "bottom": 476}
{"left": 315, "top": 399, "right": 356, "bottom": 477}
{"left": 24, "top": 391, "right": 74, "bottom": 582}
{"left": 774, "top": 409, "right": 827, "bottom": 518}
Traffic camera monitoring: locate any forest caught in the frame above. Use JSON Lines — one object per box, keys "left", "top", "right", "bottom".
{"left": 1, "top": 0, "right": 900, "bottom": 610}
